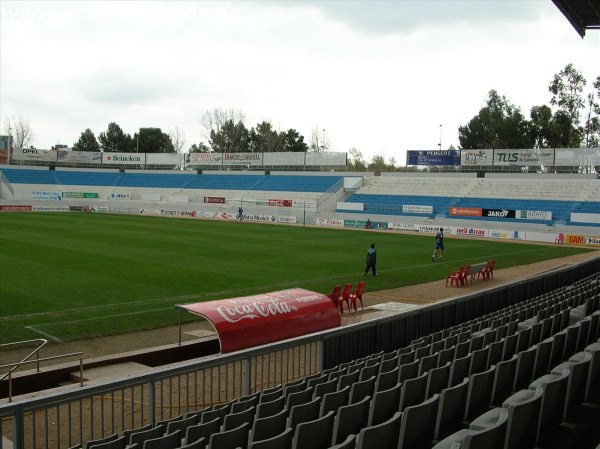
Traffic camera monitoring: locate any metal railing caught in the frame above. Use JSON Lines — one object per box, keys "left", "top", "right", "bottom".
{"left": 0, "top": 339, "right": 48, "bottom": 383}
{"left": 0, "top": 339, "right": 320, "bottom": 449}
{"left": 0, "top": 339, "right": 83, "bottom": 400}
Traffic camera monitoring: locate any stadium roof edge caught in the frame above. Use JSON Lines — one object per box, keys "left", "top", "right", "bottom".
{"left": 552, "top": 0, "right": 600, "bottom": 38}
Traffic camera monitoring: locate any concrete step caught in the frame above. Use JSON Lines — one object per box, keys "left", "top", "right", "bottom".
{"left": 70, "top": 361, "right": 150, "bottom": 382}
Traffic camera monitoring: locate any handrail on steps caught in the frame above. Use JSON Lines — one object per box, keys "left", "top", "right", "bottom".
{"left": 1, "top": 339, "right": 84, "bottom": 402}
{"left": 0, "top": 339, "right": 48, "bottom": 382}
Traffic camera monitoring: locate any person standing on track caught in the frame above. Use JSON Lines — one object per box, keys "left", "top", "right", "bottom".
{"left": 432, "top": 227, "right": 444, "bottom": 261}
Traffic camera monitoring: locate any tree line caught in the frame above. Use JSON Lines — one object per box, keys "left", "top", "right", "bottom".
{"left": 68, "top": 110, "right": 326, "bottom": 154}
{"left": 458, "top": 64, "right": 599, "bottom": 150}
{"left": 3, "top": 64, "right": 597, "bottom": 166}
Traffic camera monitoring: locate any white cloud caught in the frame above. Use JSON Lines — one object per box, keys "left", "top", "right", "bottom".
{"left": 1, "top": 1, "right": 598, "bottom": 163}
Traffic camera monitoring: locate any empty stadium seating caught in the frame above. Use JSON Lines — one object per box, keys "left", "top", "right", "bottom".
{"left": 15, "top": 264, "right": 600, "bottom": 449}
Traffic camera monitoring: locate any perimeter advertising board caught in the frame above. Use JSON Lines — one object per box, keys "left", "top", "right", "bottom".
{"left": 449, "top": 207, "right": 482, "bottom": 217}
{"left": 224, "top": 153, "right": 263, "bottom": 166}
{"left": 482, "top": 209, "right": 515, "bottom": 219}
{"left": 32, "top": 191, "right": 61, "bottom": 200}
{"left": 268, "top": 199, "right": 292, "bottom": 207}
{"left": 57, "top": 150, "right": 101, "bottom": 164}
{"left": 315, "top": 218, "right": 343, "bottom": 227}
{"left": 566, "top": 234, "right": 600, "bottom": 247}
{"left": 185, "top": 152, "right": 223, "bottom": 166}
{"left": 103, "top": 152, "right": 145, "bottom": 165}
{"left": 12, "top": 148, "right": 57, "bottom": 162}
{"left": 493, "top": 149, "right": 554, "bottom": 166}
{"left": 461, "top": 150, "right": 493, "bottom": 166}
{"left": 516, "top": 210, "right": 553, "bottom": 221}
{"left": 145, "top": 153, "right": 183, "bottom": 165}
{"left": 406, "top": 150, "right": 460, "bottom": 166}
{"left": 402, "top": 205, "right": 433, "bottom": 214}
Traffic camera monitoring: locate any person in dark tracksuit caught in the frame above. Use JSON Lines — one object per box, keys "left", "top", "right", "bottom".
{"left": 365, "top": 243, "right": 377, "bottom": 276}
{"left": 432, "top": 227, "right": 444, "bottom": 261}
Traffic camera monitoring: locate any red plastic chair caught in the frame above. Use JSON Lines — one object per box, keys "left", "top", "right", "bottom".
{"left": 446, "top": 265, "right": 470, "bottom": 287}
{"left": 479, "top": 260, "right": 496, "bottom": 280}
{"left": 337, "top": 283, "right": 352, "bottom": 313}
{"left": 329, "top": 285, "right": 341, "bottom": 305}
{"left": 349, "top": 281, "right": 365, "bottom": 312}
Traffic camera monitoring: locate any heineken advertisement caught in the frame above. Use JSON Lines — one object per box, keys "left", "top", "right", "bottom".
{"left": 62, "top": 192, "right": 99, "bottom": 199}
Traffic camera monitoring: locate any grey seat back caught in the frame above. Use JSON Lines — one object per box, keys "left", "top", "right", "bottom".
{"left": 355, "top": 411, "right": 401, "bottom": 449}
{"left": 207, "top": 422, "right": 250, "bottom": 449}
{"left": 185, "top": 418, "right": 220, "bottom": 447}
{"left": 332, "top": 395, "right": 371, "bottom": 445}
{"left": 288, "top": 395, "right": 321, "bottom": 428}
{"left": 368, "top": 381, "right": 401, "bottom": 426}
{"left": 291, "top": 410, "right": 335, "bottom": 449}
{"left": 143, "top": 429, "right": 181, "bottom": 449}
{"left": 398, "top": 394, "right": 439, "bottom": 449}
{"left": 320, "top": 385, "right": 350, "bottom": 417}
{"left": 433, "top": 377, "right": 469, "bottom": 442}
{"left": 247, "top": 427, "right": 293, "bottom": 449}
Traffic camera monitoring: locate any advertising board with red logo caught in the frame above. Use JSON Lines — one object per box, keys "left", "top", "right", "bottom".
{"left": 448, "top": 207, "right": 482, "bottom": 217}
{"left": 204, "top": 197, "right": 226, "bottom": 204}
{"left": 0, "top": 205, "right": 32, "bottom": 212}
{"left": 268, "top": 199, "right": 293, "bottom": 207}
{"left": 566, "top": 234, "right": 600, "bottom": 247}
{"left": 177, "top": 288, "right": 341, "bottom": 352}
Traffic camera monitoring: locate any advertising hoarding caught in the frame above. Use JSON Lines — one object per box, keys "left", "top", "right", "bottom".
{"left": 406, "top": 150, "right": 460, "bottom": 166}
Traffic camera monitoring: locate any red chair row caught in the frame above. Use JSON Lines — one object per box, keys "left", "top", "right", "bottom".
{"left": 328, "top": 281, "right": 365, "bottom": 313}
{"left": 446, "top": 260, "right": 496, "bottom": 287}
{"left": 446, "top": 265, "right": 471, "bottom": 287}
{"left": 479, "top": 259, "right": 496, "bottom": 280}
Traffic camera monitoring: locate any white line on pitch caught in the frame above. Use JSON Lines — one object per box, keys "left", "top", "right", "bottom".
{"left": 25, "top": 326, "right": 64, "bottom": 343}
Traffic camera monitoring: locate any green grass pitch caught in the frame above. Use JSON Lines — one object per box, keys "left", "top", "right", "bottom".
{"left": 0, "top": 212, "right": 592, "bottom": 343}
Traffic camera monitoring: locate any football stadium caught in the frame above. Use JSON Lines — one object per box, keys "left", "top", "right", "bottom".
{"left": 2, "top": 2, "right": 600, "bottom": 449}
{"left": 1, "top": 150, "right": 600, "bottom": 449}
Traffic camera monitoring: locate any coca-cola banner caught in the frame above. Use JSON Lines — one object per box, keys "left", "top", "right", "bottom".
{"left": 177, "top": 288, "right": 341, "bottom": 353}
{"left": 268, "top": 199, "right": 292, "bottom": 207}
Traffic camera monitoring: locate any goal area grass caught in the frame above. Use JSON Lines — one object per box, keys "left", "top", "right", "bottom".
{"left": 0, "top": 212, "right": 592, "bottom": 343}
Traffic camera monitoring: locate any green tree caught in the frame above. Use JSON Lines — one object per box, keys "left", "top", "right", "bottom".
{"left": 201, "top": 108, "right": 248, "bottom": 153}
{"left": 210, "top": 119, "right": 249, "bottom": 153}
{"left": 581, "top": 76, "right": 600, "bottom": 148}
{"left": 549, "top": 63, "right": 586, "bottom": 147}
{"left": 281, "top": 129, "right": 308, "bottom": 152}
{"left": 133, "top": 128, "right": 175, "bottom": 153}
{"left": 347, "top": 147, "right": 366, "bottom": 171}
{"left": 367, "top": 154, "right": 387, "bottom": 171}
{"left": 529, "top": 105, "right": 553, "bottom": 148}
{"left": 73, "top": 128, "right": 100, "bottom": 152}
{"left": 248, "top": 121, "right": 282, "bottom": 153}
{"left": 98, "top": 122, "right": 133, "bottom": 152}
{"left": 189, "top": 142, "right": 211, "bottom": 153}
{"left": 458, "top": 90, "right": 533, "bottom": 149}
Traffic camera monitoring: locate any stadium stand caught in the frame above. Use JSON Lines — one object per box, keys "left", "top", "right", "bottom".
{"left": 339, "top": 174, "right": 600, "bottom": 227}
{"left": 6, "top": 272, "right": 598, "bottom": 449}
{"left": 0, "top": 168, "right": 343, "bottom": 193}
{"left": 1, "top": 170, "right": 599, "bottom": 449}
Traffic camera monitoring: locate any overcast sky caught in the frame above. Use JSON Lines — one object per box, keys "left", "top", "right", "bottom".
{"left": 1, "top": 1, "right": 598, "bottom": 164}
